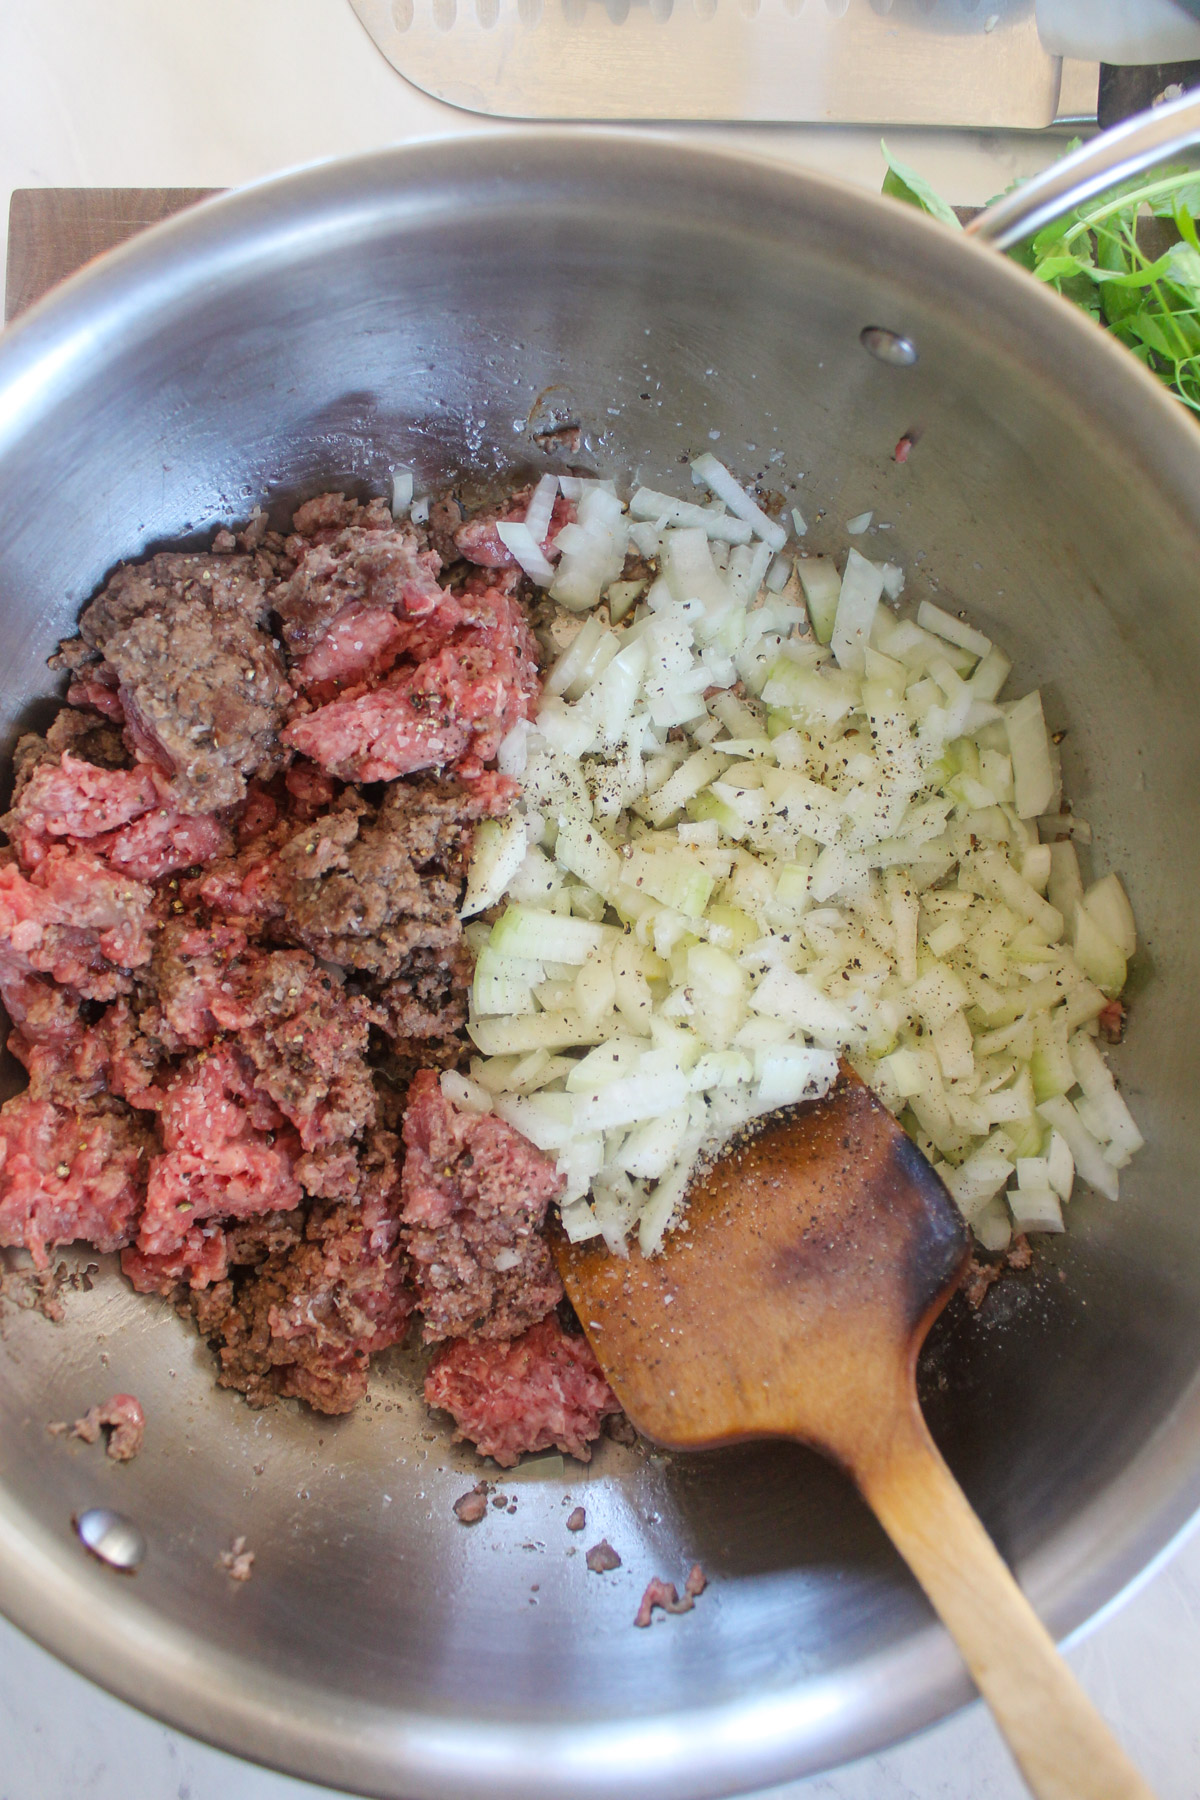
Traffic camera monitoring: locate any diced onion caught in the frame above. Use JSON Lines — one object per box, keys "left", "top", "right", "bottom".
{"left": 524, "top": 474, "right": 559, "bottom": 546}
{"left": 497, "top": 520, "right": 556, "bottom": 587}
{"left": 390, "top": 468, "right": 414, "bottom": 515}
{"left": 690, "top": 452, "right": 787, "bottom": 551}
{"left": 458, "top": 471, "right": 1141, "bottom": 1256}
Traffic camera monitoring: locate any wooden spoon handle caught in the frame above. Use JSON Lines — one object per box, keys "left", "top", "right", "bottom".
{"left": 855, "top": 1411, "right": 1156, "bottom": 1800}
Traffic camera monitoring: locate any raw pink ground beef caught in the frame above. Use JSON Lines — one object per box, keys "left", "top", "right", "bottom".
{"left": 0, "top": 850, "right": 154, "bottom": 1001}
{"left": 72, "top": 1392, "right": 145, "bottom": 1462}
{"left": 0, "top": 1091, "right": 150, "bottom": 1265}
{"left": 0, "top": 486, "right": 617, "bottom": 1463}
{"left": 132, "top": 1047, "right": 304, "bottom": 1259}
{"left": 425, "top": 1315, "right": 620, "bottom": 1468}
{"left": 284, "top": 582, "right": 540, "bottom": 786}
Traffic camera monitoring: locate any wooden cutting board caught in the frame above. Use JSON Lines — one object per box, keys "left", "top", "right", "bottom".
{"left": 3, "top": 185, "right": 988, "bottom": 328}
{"left": 5, "top": 188, "right": 219, "bottom": 324}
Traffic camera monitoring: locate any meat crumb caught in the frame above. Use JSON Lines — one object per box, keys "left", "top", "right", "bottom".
{"left": 70, "top": 1393, "right": 145, "bottom": 1461}
{"left": 963, "top": 1258, "right": 999, "bottom": 1309}
{"left": 0, "top": 1259, "right": 69, "bottom": 1324}
{"left": 963, "top": 1234, "right": 1033, "bottom": 1309}
{"left": 219, "top": 1535, "right": 256, "bottom": 1581}
{"left": 585, "top": 1538, "right": 622, "bottom": 1574}
{"left": 634, "top": 1564, "right": 708, "bottom": 1628}
{"left": 566, "top": 1506, "right": 586, "bottom": 1533}
{"left": 1098, "top": 998, "right": 1126, "bottom": 1044}
{"left": 453, "top": 1485, "right": 489, "bottom": 1525}
{"left": 1006, "top": 1233, "right": 1033, "bottom": 1272}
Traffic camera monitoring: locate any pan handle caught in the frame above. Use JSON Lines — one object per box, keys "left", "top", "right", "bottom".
{"left": 967, "top": 86, "right": 1200, "bottom": 252}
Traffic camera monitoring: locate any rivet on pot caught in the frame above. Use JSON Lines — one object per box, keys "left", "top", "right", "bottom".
{"left": 860, "top": 327, "right": 919, "bottom": 368}
{"left": 74, "top": 1507, "right": 146, "bottom": 1574}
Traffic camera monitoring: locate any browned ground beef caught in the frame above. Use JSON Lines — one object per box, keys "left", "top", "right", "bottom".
{"left": 70, "top": 550, "right": 294, "bottom": 811}
{"left": 272, "top": 493, "right": 444, "bottom": 656}
{"left": 186, "top": 1123, "right": 412, "bottom": 1413}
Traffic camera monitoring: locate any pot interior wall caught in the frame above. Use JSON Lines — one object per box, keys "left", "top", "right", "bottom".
{"left": 0, "top": 143, "right": 1198, "bottom": 1799}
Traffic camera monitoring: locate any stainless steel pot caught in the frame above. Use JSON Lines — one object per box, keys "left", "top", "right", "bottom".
{"left": 2, "top": 100, "right": 1200, "bottom": 1800}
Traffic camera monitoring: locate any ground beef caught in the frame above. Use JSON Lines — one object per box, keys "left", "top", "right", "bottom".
{"left": 425, "top": 1315, "right": 620, "bottom": 1467}
{"left": 272, "top": 495, "right": 446, "bottom": 659}
{"left": 71, "top": 1392, "right": 145, "bottom": 1461}
{"left": 427, "top": 495, "right": 466, "bottom": 567}
{"left": 141, "top": 922, "right": 376, "bottom": 1152}
{"left": 0, "top": 1088, "right": 152, "bottom": 1266}
{"left": 67, "top": 549, "right": 294, "bottom": 811}
{"left": 187, "top": 773, "right": 491, "bottom": 1091}
{"left": 121, "top": 1224, "right": 230, "bottom": 1294}
{"left": 129, "top": 1045, "right": 304, "bottom": 1261}
{"left": 0, "top": 487, "right": 562, "bottom": 1442}
{"left": 585, "top": 1539, "right": 622, "bottom": 1574}
{"left": 633, "top": 1566, "right": 707, "bottom": 1627}
{"left": 401, "top": 1070, "right": 564, "bottom": 1342}
{"left": 453, "top": 1484, "right": 489, "bottom": 1524}
{"left": 963, "top": 1234, "right": 1033, "bottom": 1309}
{"left": 1, "top": 975, "right": 89, "bottom": 1055}
{"left": 0, "top": 973, "right": 155, "bottom": 1269}
{"left": 274, "top": 780, "right": 474, "bottom": 977}
{"left": 191, "top": 775, "right": 488, "bottom": 987}
{"left": 183, "top": 1126, "right": 412, "bottom": 1413}
{"left": 284, "top": 581, "right": 540, "bottom": 787}
{"left": 10, "top": 709, "right": 129, "bottom": 805}
{"left": 1099, "top": 998, "right": 1126, "bottom": 1044}
{"left": 4, "top": 751, "right": 229, "bottom": 878}
{"left": 0, "top": 849, "right": 155, "bottom": 1003}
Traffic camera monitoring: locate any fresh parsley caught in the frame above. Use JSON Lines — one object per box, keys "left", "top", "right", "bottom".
{"left": 881, "top": 141, "right": 1200, "bottom": 416}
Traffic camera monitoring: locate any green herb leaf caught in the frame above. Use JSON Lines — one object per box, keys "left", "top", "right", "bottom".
{"left": 1033, "top": 254, "right": 1088, "bottom": 283}
{"left": 878, "top": 146, "right": 1200, "bottom": 417}
{"left": 880, "top": 143, "right": 963, "bottom": 230}
{"left": 1165, "top": 241, "right": 1200, "bottom": 303}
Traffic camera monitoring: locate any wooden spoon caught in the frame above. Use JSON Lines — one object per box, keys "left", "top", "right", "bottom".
{"left": 554, "top": 1066, "right": 1155, "bottom": 1800}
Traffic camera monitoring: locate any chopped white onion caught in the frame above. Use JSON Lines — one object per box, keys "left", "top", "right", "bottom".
{"left": 917, "top": 599, "right": 991, "bottom": 660}
{"left": 690, "top": 452, "right": 787, "bottom": 552}
{"left": 831, "top": 549, "right": 885, "bottom": 674}
{"left": 497, "top": 520, "right": 556, "bottom": 586}
{"left": 390, "top": 468, "right": 414, "bottom": 515}
{"left": 524, "top": 474, "right": 559, "bottom": 546}
{"left": 630, "top": 487, "right": 754, "bottom": 544}
{"left": 458, "top": 470, "right": 1140, "bottom": 1256}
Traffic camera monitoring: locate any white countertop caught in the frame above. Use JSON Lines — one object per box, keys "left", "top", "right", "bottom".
{"left": 1, "top": 5, "right": 1199, "bottom": 1797}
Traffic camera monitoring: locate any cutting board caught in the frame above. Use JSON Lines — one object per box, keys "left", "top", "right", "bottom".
{"left": 5, "top": 188, "right": 218, "bottom": 324}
